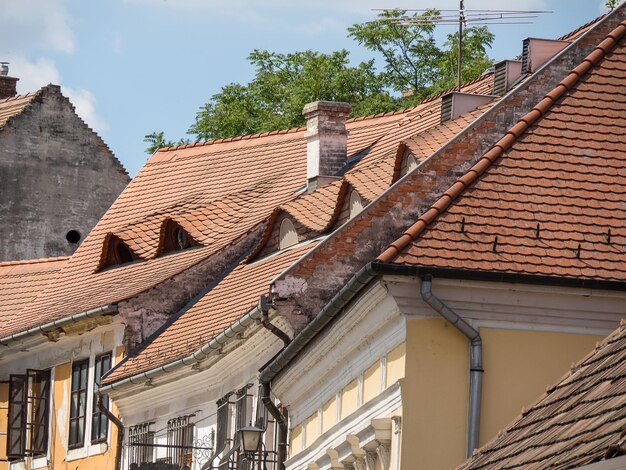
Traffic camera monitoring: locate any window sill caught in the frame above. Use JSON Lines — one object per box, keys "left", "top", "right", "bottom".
{"left": 65, "top": 442, "right": 108, "bottom": 462}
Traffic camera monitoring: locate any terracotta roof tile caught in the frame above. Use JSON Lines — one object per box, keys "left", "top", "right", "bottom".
{"left": 103, "top": 241, "right": 317, "bottom": 384}
{"left": 457, "top": 321, "right": 626, "bottom": 469}
{"left": 0, "top": 91, "right": 39, "bottom": 129}
{"left": 0, "top": 257, "right": 68, "bottom": 331}
{"left": 378, "top": 21, "right": 626, "bottom": 285}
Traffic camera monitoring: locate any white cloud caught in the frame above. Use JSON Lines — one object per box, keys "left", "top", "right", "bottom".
{"left": 0, "top": 0, "right": 74, "bottom": 55}
{"left": 6, "top": 56, "right": 107, "bottom": 134}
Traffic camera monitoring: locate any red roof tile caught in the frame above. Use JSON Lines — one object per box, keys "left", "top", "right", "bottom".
{"left": 103, "top": 241, "right": 317, "bottom": 384}
{"left": 457, "top": 320, "right": 626, "bottom": 469}
{"left": 0, "top": 91, "right": 39, "bottom": 129}
{"left": 0, "top": 257, "right": 68, "bottom": 331}
{"left": 378, "top": 21, "right": 626, "bottom": 284}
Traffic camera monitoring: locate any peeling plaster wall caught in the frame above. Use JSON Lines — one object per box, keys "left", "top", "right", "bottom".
{"left": 118, "top": 225, "right": 264, "bottom": 350}
{"left": 271, "top": 11, "right": 625, "bottom": 328}
{"left": 0, "top": 86, "right": 129, "bottom": 262}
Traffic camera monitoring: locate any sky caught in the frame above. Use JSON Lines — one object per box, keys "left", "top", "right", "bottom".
{"left": 0, "top": 0, "right": 617, "bottom": 176}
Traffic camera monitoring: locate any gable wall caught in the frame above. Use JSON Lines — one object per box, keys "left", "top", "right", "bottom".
{"left": 0, "top": 87, "right": 129, "bottom": 262}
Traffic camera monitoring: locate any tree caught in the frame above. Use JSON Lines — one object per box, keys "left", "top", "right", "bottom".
{"left": 143, "top": 131, "right": 189, "bottom": 155}
{"left": 188, "top": 49, "right": 399, "bottom": 141}
{"left": 348, "top": 9, "right": 443, "bottom": 99}
{"left": 348, "top": 9, "right": 494, "bottom": 100}
{"left": 147, "top": 10, "right": 496, "bottom": 148}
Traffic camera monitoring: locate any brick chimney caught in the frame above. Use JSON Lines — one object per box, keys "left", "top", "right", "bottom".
{"left": 303, "top": 101, "right": 352, "bottom": 190}
{"left": 0, "top": 63, "right": 18, "bottom": 99}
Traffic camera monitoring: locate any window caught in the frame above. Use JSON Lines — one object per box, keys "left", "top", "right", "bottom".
{"left": 98, "top": 234, "right": 138, "bottom": 271}
{"left": 158, "top": 219, "right": 198, "bottom": 256}
{"left": 6, "top": 370, "right": 51, "bottom": 459}
{"left": 69, "top": 359, "right": 89, "bottom": 449}
{"left": 91, "top": 352, "right": 112, "bottom": 443}
{"left": 349, "top": 190, "right": 364, "bottom": 218}
{"left": 278, "top": 219, "right": 298, "bottom": 250}
{"left": 128, "top": 422, "right": 155, "bottom": 466}
{"left": 167, "top": 415, "right": 195, "bottom": 467}
{"left": 216, "top": 394, "right": 234, "bottom": 454}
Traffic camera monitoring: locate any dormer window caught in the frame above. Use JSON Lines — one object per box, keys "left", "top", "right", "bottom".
{"left": 158, "top": 219, "right": 198, "bottom": 255}
{"left": 402, "top": 153, "right": 418, "bottom": 176}
{"left": 98, "top": 234, "right": 138, "bottom": 271}
{"left": 279, "top": 218, "right": 298, "bottom": 250}
{"left": 349, "top": 190, "right": 364, "bottom": 218}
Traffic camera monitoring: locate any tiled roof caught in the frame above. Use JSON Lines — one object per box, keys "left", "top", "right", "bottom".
{"left": 103, "top": 240, "right": 317, "bottom": 385}
{"left": 457, "top": 320, "right": 626, "bottom": 469}
{"left": 377, "top": 21, "right": 626, "bottom": 284}
{"left": 3, "top": 72, "right": 499, "bottom": 340}
{"left": 0, "top": 257, "right": 68, "bottom": 331}
{"left": 0, "top": 92, "right": 39, "bottom": 129}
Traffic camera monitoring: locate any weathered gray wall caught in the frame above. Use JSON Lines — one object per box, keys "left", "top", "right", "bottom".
{"left": 0, "top": 85, "right": 130, "bottom": 261}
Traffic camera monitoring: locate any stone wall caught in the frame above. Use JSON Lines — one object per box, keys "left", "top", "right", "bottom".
{"left": 0, "top": 85, "right": 130, "bottom": 261}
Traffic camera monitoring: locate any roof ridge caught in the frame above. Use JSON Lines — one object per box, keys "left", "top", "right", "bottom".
{"left": 376, "top": 20, "right": 626, "bottom": 264}
{"left": 157, "top": 73, "right": 495, "bottom": 154}
{"left": 559, "top": 13, "right": 606, "bottom": 41}
{"left": 159, "top": 126, "right": 306, "bottom": 152}
{"left": 0, "top": 256, "right": 69, "bottom": 268}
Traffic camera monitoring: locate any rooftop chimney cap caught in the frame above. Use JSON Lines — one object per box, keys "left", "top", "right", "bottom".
{"left": 0, "top": 62, "right": 9, "bottom": 76}
{"left": 303, "top": 100, "right": 352, "bottom": 119}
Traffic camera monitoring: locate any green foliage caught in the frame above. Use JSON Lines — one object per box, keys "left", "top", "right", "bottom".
{"left": 189, "top": 49, "right": 399, "bottom": 141}
{"left": 143, "top": 131, "right": 189, "bottom": 155}
{"left": 173, "top": 10, "right": 497, "bottom": 144}
{"left": 348, "top": 9, "right": 442, "bottom": 99}
{"left": 348, "top": 9, "right": 494, "bottom": 100}
{"left": 606, "top": 0, "right": 619, "bottom": 10}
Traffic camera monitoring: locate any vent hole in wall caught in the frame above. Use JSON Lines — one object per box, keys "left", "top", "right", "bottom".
{"left": 66, "top": 230, "right": 81, "bottom": 244}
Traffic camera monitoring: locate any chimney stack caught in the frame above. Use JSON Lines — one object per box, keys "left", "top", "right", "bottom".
{"left": 0, "top": 63, "right": 18, "bottom": 99}
{"left": 303, "top": 101, "right": 351, "bottom": 190}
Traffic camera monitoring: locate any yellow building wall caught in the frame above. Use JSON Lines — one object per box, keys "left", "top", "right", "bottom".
{"left": 363, "top": 360, "right": 381, "bottom": 403}
{"left": 479, "top": 328, "right": 601, "bottom": 446}
{"left": 0, "top": 382, "right": 8, "bottom": 470}
{"left": 386, "top": 343, "right": 405, "bottom": 388}
{"left": 340, "top": 379, "right": 359, "bottom": 419}
{"left": 402, "top": 318, "right": 468, "bottom": 470}
{"left": 401, "top": 318, "right": 604, "bottom": 469}
{"left": 289, "top": 424, "right": 302, "bottom": 456}
{"left": 0, "top": 343, "right": 123, "bottom": 470}
{"left": 321, "top": 396, "right": 336, "bottom": 434}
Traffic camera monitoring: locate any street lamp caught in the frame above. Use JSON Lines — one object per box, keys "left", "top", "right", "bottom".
{"left": 238, "top": 424, "right": 263, "bottom": 457}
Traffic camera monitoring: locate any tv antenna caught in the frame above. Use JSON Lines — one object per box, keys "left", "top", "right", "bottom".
{"left": 374, "top": 1, "right": 552, "bottom": 91}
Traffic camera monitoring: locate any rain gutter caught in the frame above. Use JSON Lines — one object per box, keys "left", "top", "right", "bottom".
{"left": 99, "top": 306, "right": 262, "bottom": 394}
{"left": 0, "top": 304, "right": 119, "bottom": 347}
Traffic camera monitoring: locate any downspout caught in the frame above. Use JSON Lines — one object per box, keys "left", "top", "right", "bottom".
{"left": 420, "top": 275, "right": 483, "bottom": 457}
{"left": 260, "top": 381, "right": 287, "bottom": 470}
{"left": 258, "top": 295, "right": 290, "bottom": 470}
{"left": 97, "top": 394, "right": 124, "bottom": 470}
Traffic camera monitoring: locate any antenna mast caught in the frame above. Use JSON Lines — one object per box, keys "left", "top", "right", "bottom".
{"left": 374, "top": 3, "right": 551, "bottom": 94}
{"left": 458, "top": 0, "right": 465, "bottom": 91}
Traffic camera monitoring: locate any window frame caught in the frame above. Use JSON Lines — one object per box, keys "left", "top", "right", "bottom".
{"left": 128, "top": 422, "right": 155, "bottom": 466}
{"left": 90, "top": 352, "right": 112, "bottom": 444}
{"left": 6, "top": 370, "right": 51, "bottom": 460}
{"left": 68, "top": 358, "right": 89, "bottom": 450}
{"left": 166, "top": 414, "right": 195, "bottom": 467}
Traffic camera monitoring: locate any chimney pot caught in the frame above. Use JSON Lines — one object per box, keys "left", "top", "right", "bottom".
{"left": 0, "top": 62, "right": 18, "bottom": 99}
{"left": 303, "top": 101, "right": 351, "bottom": 189}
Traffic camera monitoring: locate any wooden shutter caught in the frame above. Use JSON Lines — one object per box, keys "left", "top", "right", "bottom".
{"left": 7, "top": 374, "right": 27, "bottom": 458}
{"left": 26, "top": 369, "right": 50, "bottom": 456}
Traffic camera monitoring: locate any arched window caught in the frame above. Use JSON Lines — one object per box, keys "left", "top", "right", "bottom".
{"left": 349, "top": 190, "right": 364, "bottom": 218}
{"left": 158, "top": 219, "right": 198, "bottom": 256}
{"left": 279, "top": 218, "right": 298, "bottom": 250}
{"left": 98, "top": 234, "right": 138, "bottom": 270}
{"left": 403, "top": 153, "right": 418, "bottom": 175}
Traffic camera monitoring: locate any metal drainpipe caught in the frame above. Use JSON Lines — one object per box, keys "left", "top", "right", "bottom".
{"left": 420, "top": 275, "right": 483, "bottom": 457}
{"left": 97, "top": 394, "right": 124, "bottom": 470}
{"left": 258, "top": 295, "right": 290, "bottom": 470}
